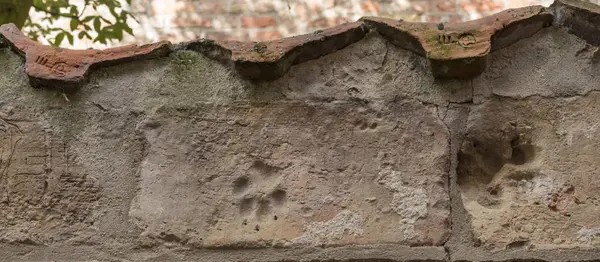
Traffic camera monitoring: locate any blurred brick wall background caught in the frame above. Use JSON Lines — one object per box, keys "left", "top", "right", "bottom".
{"left": 126, "top": 0, "right": 553, "bottom": 44}
{"left": 29, "top": 0, "right": 600, "bottom": 48}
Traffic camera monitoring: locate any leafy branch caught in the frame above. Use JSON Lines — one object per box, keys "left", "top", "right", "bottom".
{"left": 23, "top": 0, "right": 136, "bottom": 47}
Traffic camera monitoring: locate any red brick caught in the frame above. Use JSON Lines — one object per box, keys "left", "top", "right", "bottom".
{"left": 305, "top": 0, "right": 324, "bottom": 12}
{"left": 174, "top": 1, "right": 196, "bottom": 13}
{"left": 436, "top": 0, "right": 457, "bottom": 12}
{"left": 196, "top": 1, "right": 226, "bottom": 14}
{"left": 241, "top": 16, "right": 277, "bottom": 28}
{"left": 130, "top": 1, "right": 148, "bottom": 13}
{"left": 182, "top": 31, "right": 201, "bottom": 40}
{"left": 150, "top": 0, "right": 176, "bottom": 15}
{"left": 226, "top": 0, "right": 247, "bottom": 14}
{"left": 205, "top": 31, "right": 249, "bottom": 41}
{"left": 251, "top": 31, "right": 284, "bottom": 41}
{"left": 460, "top": 0, "right": 503, "bottom": 12}
{"left": 280, "top": 17, "right": 300, "bottom": 35}
{"left": 360, "top": 0, "right": 381, "bottom": 13}
{"left": 293, "top": 4, "right": 310, "bottom": 21}
{"left": 334, "top": 0, "right": 349, "bottom": 6}
{"left": 506, "top": 0, "right": 537, "bottom": 9}
{"left": 211, "top": 15, "right": 241, "bottom": 30}
{"left": 323, "top": 0, "right": 336, "bottom": 8}
{"left": 410, "top": 0, "right": 433, "bottom": 12}
{"left": 308, "top": 17, "right": 348, "bottom": 29}
{"left": 254, "top": 1, "right": 277, "bottom": 13}
{"left": 172, "top": 16, "right": 212, "bottom": 28}
{"left": 164, "top": 33, "right": 178, "bottom": 43}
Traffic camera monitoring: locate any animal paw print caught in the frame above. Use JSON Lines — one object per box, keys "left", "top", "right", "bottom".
{"left": 354, "top": 111, "right": 382, "bottom": 131}
{"left": 232, "top": 159, "right": 288, "bottom": 229}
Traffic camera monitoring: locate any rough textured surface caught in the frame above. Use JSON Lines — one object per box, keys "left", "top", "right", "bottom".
{"left": 3, "top": 0, "right": 599, "bottom": 90}
{"left": 0, "top": 38, "right": 454, "bottom": 260}
{"left": 1, "top": 1, "right": 600, "bottom": 261}
{"left": 0, "top": 24, "right": 171, "bottom": 92}
{"left": 183, "top": 5, "right": 555, "bottom": 80}
{"left": 458, "top": 95, "right": 600, "bottom": 250}
{"left": 552, "top": 0, "right": 600, "bottom": 45}
{"left": 363, "top": 6, "right": 553, "bottom": 78}
{"left": 130, "top": 101, "right": 449, "bottom": 248}
{"left": 447, "top": 25, "right": 600, "bottom": 262}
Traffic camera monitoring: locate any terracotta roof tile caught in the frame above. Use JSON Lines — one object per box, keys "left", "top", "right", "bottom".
{"left": 183, "top": 21, "right": 366, "bottom": 80}
{"left": 0, "top": 0, "right": 598, "bottom": 91}
{"left": 363, "top": 5, "right": 553, "bottom": 78}
{"left": 0, "top": 24, "right": 171, "bottom": 92}
{"left": 552, "top": 0, "right": 600, "bottom": 45}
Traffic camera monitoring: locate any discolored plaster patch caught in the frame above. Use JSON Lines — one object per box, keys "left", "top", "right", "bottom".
{"left": 290, "top": 210, "right": 364, "bottom": 246}
{"left": 577, "top": 227, "right": 600, "bottom": 246}
{"left": 377, "top": 168, "right": 429, "bottom": 239}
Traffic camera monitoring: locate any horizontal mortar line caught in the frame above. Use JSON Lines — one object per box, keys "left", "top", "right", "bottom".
{"left": 488, "top": 89, "right": 600, "bottom": 101}
{"left": 127, "top": 97, "right": 456, "bottom": 107}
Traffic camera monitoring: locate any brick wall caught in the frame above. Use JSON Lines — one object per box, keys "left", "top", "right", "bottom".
{"left": 124, "top": 0, "right": 556, "bottom": 44}
{"left": 28, "top": 0, "right": 600, "bottom": 48}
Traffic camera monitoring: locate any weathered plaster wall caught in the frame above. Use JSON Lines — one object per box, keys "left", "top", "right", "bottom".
{"left": 0, "top": 25, "right": 600, "bottom": 261}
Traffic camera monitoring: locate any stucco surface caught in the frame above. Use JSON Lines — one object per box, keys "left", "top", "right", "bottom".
{"left": 457, "top": 27, "right": 600, "bottom": 250}
{"left": 0, "top": 26, "right": 600, "bottom": 261}
{"left": 131, "top": 101, "right": 449, "bottom": 248}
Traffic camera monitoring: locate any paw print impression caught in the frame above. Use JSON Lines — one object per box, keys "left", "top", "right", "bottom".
{"left": 353, "top": 109, "right": 383, "bottom": 132}
{"left": 232, "top": 159, "right": 288, "bottom": 229}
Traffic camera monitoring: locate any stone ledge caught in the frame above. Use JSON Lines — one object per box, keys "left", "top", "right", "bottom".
{"left": 0, "top": 244, "right": 448, "bottom": 262}
{"left": 450, "top": 246, "right": 600, "bottom": 262}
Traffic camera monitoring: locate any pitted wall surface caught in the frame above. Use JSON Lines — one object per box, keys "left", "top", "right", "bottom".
{"left": 1, "top": 9, "right": 600, "bottom": 261}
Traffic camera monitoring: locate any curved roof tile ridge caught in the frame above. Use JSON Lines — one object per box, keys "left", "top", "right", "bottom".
{"left": 0, "top": 0, "right": 598, "bottom": 92}
{"left": 0, "top": 24, "right": 171, "bottom": 92}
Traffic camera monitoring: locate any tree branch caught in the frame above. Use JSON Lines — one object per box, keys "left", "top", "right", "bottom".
{"left": 79, "top": 0, "right": 89, "bottom": 17}
{"left": 32, "top": 4, "right": 80, "bottom": 21}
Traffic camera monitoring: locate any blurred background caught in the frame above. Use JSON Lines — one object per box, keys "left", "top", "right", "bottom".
{"left": 4, "top": 0, "right": 599, "bottom": 49}
{"left": 123, "top": 0, "right": 548, "bottom": 44}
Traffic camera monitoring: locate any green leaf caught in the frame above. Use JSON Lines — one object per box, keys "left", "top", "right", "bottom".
{"left": 114, "top": 27, "right": 123, "bottom": 40}
{"left": 123, "top": 25, "right": 133, "bottom": 35}
{"left": 109, "top": 7, "right": 119, "bottom": 19}
{"left": 96, "top": 31, "right": 106, "bottom": 43}
{"left": 55, "top": 32, "right": 65, "bottom": 46}
{"left": 22, "top": 0, "right": 138, "bottom": 47}
{"left": 33, "top": 0, "right": 45, "bottom": 7}
{"left": 55, "top": 0, "right": 69, "bottom": 8}
{"left": 50, "top": 6, "right": 60, "bottom": 17}
{"left": 82, "top": 16, "right": 95, "bottom": 23}
{"left": 66, "top": 33, "right": 74, "bottom": 45}
{"left": 93, "top": 17, "right": 101, "bottom": 31}
{"left": 70, "top": 19, "right": 79, "bottom": 31}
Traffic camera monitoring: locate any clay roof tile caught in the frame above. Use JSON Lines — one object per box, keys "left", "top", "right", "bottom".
{"left": 0, "top": 0, "right": 598, "bottom": 91}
